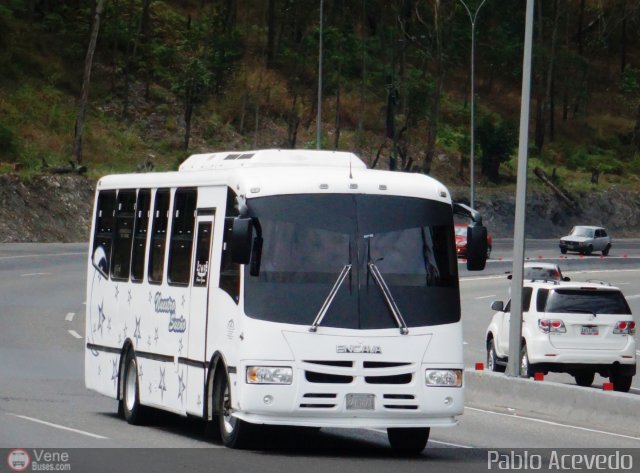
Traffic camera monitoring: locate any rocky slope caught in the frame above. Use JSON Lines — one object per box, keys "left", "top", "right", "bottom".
{"left": 0, "top": 174, "right": 638, "bottom": 242}
{"left": 0, "top": 174, "right": 95, "bottom": 242}
{"left": 452, "top": 187, "right": 640, "bottom": 239}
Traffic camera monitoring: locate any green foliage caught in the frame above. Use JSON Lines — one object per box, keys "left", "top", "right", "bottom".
{"left": 476, "top": 112, "right": 517, "bottom": 182}
{"left": 567, "top": 147, "right": 624, "bottom": 175}
{"left": 619, "top": 67, "right": 640, "bottom": 95}
{"left": 437, "top": 123, "right": 465, "bottom": 152}
{"left": 0, "top": 122, "right": 19, "bottom": 158}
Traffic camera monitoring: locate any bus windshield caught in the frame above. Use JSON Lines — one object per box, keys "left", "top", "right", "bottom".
{"left": 243, "top": 194, "right": 460, "bottom": 329}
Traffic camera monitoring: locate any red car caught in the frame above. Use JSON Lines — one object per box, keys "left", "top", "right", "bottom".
{"left": 455, "top": 224, "right": 492, "bottom": 258}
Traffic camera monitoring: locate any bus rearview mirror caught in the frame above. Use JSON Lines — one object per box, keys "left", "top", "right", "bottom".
{"left": 466, "top": 224, "right": 487, "bottom": 271}
{"left": 231, "top": 218, "right": 254, "bottom": 265}
{"left": 92, "top": 244, "right": 109, "bottom": 278}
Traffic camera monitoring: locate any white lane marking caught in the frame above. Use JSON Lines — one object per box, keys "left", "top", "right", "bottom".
{"left": 7, "top": 413, "right": 108, "bottom": 439}
{"left": 465, "top": 406, "right": 640, "bottom": 442}
{"left": 0, "top": 252, "right": 86, "bottom": 261}
{"left": 367, "top": 428, "right": 474, "bottom": 448}
{"left": 65, "top": 312, "right": 75, "bottom": 322}
{"left": 68, "top": 330, "right": 83, "bottom": 339}
{"left": 626, "top": 294, "right": 640, "bottom": 300}
{"left": 475, "top": 295, "right": 496, "bottom": 300}
{"left": 20, "top": 272, "right": 50, "bottom": 277}
{"left": 429, "top": 439, "right": 474, "bottom": 448}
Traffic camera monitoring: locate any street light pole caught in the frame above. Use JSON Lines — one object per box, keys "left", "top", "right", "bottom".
{"left": 459, "top": 0, "right": 487, "bottom": 209}
{"left": 317, "top": 0, "right": 324, "bottom": 150}
{"left": 507, "top": 0, "right": 535, "bottom": 377}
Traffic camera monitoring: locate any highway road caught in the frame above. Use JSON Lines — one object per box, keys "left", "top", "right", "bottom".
{"left": 1, "top": 241, "right": 639, "bottom": 471}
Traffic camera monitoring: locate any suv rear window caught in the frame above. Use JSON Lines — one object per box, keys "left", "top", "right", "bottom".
{"left": 545, "top": 289, "right": 631, "bottom": 315}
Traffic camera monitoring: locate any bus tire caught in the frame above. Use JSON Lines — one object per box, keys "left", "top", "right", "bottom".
{"left": 122, "top": 351, "right": 143, "bottom": 424}
{"left": 387, "top": 427, "right": 429, "bottom": 454}
{"left": 215, "top": 370, "right": 254, "bottom": 448}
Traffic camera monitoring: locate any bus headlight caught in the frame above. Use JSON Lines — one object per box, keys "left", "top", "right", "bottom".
{"left": 425, "top": 369, "right": 462, "bottom": 387}
{"left": 246, "top": 366, "right": 293, "bottom": 385}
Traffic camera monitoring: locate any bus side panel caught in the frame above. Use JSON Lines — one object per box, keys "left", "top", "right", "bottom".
{"left": 203, "top": 188, "right": 244, "bottom": 411}
{"left": 184, "top": 186, "right": 227, "bottom": 416}
{"left": 85, "top": 189, "right": 120, "bottom": 399}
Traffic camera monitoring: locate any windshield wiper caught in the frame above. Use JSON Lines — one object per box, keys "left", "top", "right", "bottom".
{"left": 309, "top": 264, "right": 352, "bottom": 332}
{"left": 367, "top": 262, "right": 409, "bottom": 335}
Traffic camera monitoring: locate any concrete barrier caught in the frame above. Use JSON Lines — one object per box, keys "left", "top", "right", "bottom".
{"left": 465, "top": 370, "right": 640, "bottom": 437}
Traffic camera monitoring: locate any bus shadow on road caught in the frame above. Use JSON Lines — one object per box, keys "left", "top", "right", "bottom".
{"left": 99, "top": 409, "right": 485, "bottom": 462}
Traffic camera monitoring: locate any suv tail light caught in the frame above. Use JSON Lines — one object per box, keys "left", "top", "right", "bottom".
{"left": 614, "top": 321, "right": 636, "bottom": 335}
{"left": 538, "top": 319, "right": 566, "bottom": 333}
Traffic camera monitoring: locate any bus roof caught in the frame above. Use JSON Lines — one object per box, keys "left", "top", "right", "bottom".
{"left": 97, "top": 149, "right": 451, "bottom": 204}
{"left": 178, "top": 148, "right": 367, "bottom": 171}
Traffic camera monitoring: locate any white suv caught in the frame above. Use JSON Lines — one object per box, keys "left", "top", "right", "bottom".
{"left": 485, "top": 280, "right": 636, "bottom": 392}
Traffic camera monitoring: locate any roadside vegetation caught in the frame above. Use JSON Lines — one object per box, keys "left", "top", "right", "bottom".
{"left": 1, "top": 0, "right": 640, "bottom": 193}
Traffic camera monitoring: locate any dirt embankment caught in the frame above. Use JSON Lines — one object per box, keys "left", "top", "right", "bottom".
{"left": 452, "top": 187, "right": 640, "bottom": 238}
{"left": 0, "top": 174, "right": 638, "bottom": 242}
{"left": 0, "top": 174, "right": 95, "bottom": 242}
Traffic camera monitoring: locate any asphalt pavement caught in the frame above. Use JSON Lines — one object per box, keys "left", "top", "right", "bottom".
{"left": 1, "top": 241, "right": 639, "bottom": 471}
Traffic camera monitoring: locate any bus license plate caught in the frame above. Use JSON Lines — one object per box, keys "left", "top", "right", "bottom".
{"left": 346, "top": 394, "right": 375, "bottom": 410}
{"left": 581, "top": 326, "right": 599, "bottom": 336}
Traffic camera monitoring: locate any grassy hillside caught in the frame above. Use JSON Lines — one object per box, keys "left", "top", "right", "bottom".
{"left": 1, "top": 1, "right": 640, "bottom": 194}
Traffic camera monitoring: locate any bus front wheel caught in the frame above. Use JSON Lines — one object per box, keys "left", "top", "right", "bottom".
{"left": 215, "top": 371, "right": 254, "bottom": 448}
{"left": 387, "top": 427, "right": 430, "bottom": 454}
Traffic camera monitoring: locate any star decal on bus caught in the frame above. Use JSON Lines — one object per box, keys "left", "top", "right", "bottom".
{"left": 133, "top": 317, "right": 142, "bottom": 344}
{"left": 110, "top": 359, "right": 118, "bottom": 388}
{"left": 158, "top": 367, "right": 167, "bottom": 400}
{"left": 177, "top": 370, "right": 186, "bottom": 403}
{"left": 97, "top": 301, "right": 106, "bottom": 336}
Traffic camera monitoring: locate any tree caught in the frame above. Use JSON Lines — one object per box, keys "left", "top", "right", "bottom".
{"left": 477, "top": 113, "right": 517, "bottom": 183}
{"left": 72, "top": 0, "right": 106, "bottom": 166}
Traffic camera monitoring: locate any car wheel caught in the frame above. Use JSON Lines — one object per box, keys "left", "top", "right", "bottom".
{"left": 387, "top": 427, "right": 430, "bottom": 454}
{"left": 519, "top": 344, "right": 533, "bottom": 378}
{"left": 602, "top": 245, "right": 611, "bottom": 256}
{"left": 574, "top": 372, "right": 595, "bottom": 387}
{"left": 610, "top": 375, "right": 632, "bottom": 393}
{"left": 122, "top": 351, "right": 144, "bottom": 424}
{"left": 560, "top": 247, "right": 567, "bottom": 254}
{"left": 487, "top": 339, "right": 505, "bottom": 373}
{"left": 585, "top": 245, "right": 593, "bottom": 256}
{"left": 216, "top": 370, "right": 254, "bottom": 448}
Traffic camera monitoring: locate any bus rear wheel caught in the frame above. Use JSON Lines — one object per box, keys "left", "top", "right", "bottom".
{"left": 215, "top": 371, "right": 254, "bottom": 448}
{"left": 122, "top": 351, "right": 143, "bottom": 424}
{"left": 387, "top": 427, "right": 430, "bottom": 454}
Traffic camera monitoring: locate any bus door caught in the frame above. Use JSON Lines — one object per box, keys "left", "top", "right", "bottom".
{"left": 184, "top": 211, "right": 215, "bottom": 415}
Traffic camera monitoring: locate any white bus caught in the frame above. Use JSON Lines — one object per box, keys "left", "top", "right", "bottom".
{"left": 85, "top": 149, "right": 487, "bottom": 451}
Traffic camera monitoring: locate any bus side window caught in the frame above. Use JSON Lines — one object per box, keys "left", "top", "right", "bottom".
{"left": 148, "top": 189, "right": 170, "bottom": 284}
{"left": 111, "top": 189, "right": 137, "bottom": 281}
{"left": 219, "top": 187, "right": 240, "bottom": 303}
{"left": 130, "top": 189, "right": 151, "bottom": 283}
{"left": 193, "top": 221, "right": 213, "bottom": 287}
{"left": 168, "top": 188, "right": 197, "bottom": 286}
{"left": 92, "top": 190, "right": 117, "bottom": 277}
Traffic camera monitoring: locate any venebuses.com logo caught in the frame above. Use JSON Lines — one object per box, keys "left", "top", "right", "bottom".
{"left": 7, "top": 449, "right": 30, "bottom": 472}
{"left": 6, "top": 449, "right": 71, "bottom": 472}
